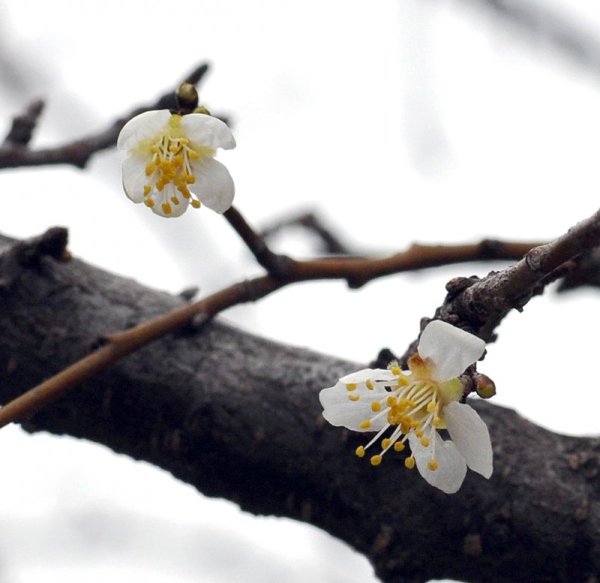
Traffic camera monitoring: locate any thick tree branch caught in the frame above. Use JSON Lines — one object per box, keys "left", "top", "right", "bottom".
{"left": 0, "top": 227, "right": 543, "bottom": 429}
{"left": 0, "top": 231, "right": 598, "bottom": 583}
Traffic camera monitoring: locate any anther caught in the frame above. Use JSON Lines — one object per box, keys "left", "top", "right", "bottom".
{"left": 370, "top": 454, "right": 383, "bottom": 466}
{"left": 371, "top": 401, "right": 382, "bottom": 412}
{"left": 346, "top": 383, "right": 358, "bottom": 391}
{"left": 427, "top": 459, "right": 439, "bottom": 471}
{"left": 355, "top": 446, "right": 365, "bottom": 458}
{"left": 359, "top": 420, "right": 372, "bottom": 430}
{"left": 405, "top": 456, "right": 416, "bottom": 470}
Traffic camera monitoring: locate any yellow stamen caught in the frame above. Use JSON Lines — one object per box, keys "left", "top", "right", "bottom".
{"left": 365, "top": 379, "right": 374, "bottom": 390}
{"left": 348, "top": 394, "right": 360, "bottom": 402}
{"left": 370, "top": 454, "right": 382, "bottom": 466}
{"left": 359, "top": 420, "right": 371, "bottom": 430}
{"left": 405, "top": 456, "right": 416, "bottom": 470}
{"left": 161, "top": 202, "right": 172, "bottom": 215}
{"left": 346, "top": 383, "right": 358, "bottom": 391}
{"left": 393, "top": 442, "right": 405, "bottom": 452}
{"left": 371, "top": 401, "right": 381, "bottom": 412}
{"left": 427, "top": 459, "right": 439, "bottom": 471}
{"left": 355, "top": 446, "right": 365, "bottom": 458}
{"left": 420, "top": 437, "right": 430, "bottom": 447}
{"left": 191, "top": 200, "right": 201, "bottom": 209}
{"left": 381, "top": 438, "right": 392, "bottom": 450}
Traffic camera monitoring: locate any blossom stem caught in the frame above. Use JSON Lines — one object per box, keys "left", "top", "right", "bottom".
{"left": 223, "top": 206, "right": 296, "bottom": 278}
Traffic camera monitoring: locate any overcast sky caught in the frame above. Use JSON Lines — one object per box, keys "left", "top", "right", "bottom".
{"left": 0, "top": 1, "right": 599, "bottom": 582}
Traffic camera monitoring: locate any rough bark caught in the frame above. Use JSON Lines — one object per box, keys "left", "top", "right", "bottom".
{"left": 0, "top": 232, "right": 598, "bottom": 583}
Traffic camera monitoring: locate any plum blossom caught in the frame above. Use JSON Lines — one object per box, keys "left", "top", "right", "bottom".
{"left": 117, "top": 110, "right": 235, "bottom": 217}
{"left": 319, "top": 320, "right": 493, "bottom": 494}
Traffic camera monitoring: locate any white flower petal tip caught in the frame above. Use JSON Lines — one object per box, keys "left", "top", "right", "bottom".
{"left": 319, "top": 322, "right": 493, "bottom": 493}
{"left": 118, "top": 110, "right": 235, "bottom": 218}
{"left": 418, "top": 320, "right": 485, "bottom": 382}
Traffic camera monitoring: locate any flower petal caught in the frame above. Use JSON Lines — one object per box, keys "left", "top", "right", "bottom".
{"left": 319, "top": 374, "right": 390, "bottom": 432}
{"left": 340, "top": 368, "right": 396, "bottom": 384}
{"left": 117, "top": 110, "right": 171, "bottom": 151}
{"left": 150, "top": 184, "right": 190, "bottom": 218}
{"left": 122, "top": 155, "right": 148, "bottom": 203}
{"left": 190, "top": 158, "right": 235, "bottom": 213}
{"left": 444, "top": 401, "right": 493, "bottom": 478}
{"left": 418, "top": 320, "right": 485, "bottom": 382}
{"left": 409, "top": 432, "right": 467, "bottom": 494}
{"left": 182, "top": 113, "right": 236, "bottom": 150}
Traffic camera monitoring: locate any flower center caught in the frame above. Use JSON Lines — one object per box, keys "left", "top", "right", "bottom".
{"left": 350, "top": 357, "right": 462, "bottom": 471}
{"left": 141, "top": 115, "right": 214, "bottom": 216}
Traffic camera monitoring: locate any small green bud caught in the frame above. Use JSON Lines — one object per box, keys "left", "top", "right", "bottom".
{"left": 474, "top": 373, "right": 496, "bottom": 399}
{"left": 176, "top": 83, "right": 199, "bottom": 113}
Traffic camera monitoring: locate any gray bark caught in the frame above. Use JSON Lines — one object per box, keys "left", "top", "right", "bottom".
{"left": 0, "top": 231, "right": 598, "bottom": 583}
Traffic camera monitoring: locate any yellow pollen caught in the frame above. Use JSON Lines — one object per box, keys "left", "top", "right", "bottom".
{"left": 365, "top": 379, "right": 374, "bottom": 390}
{"left": 427, "top": 459, "right": 439, "bottom": 471}
{"left": 394, "top": 442, "right": 405, "bottom": 452}
{"left": 143, "top": 185, "right": 152, "bottom": 196}
{"left": 415, "top": 428, "right": 424, "bottom": 438}
{"left": 371, "top": 401, "right": 382, "bottom": 412}
{"left": 386, "top": 396, "right": 397, "bottom": 408}
{"left": 348, "top": 394, "right": 360, "bottom": 402}
{"left": 370, "top": 454, "right": 383, "bottom": 466}
{"left": 381, "top": 438, "right": 392, "bottom": 450}
{"left": 144, "top": 199, "right": 155, "bottom": 208}
{"left": 390, "top": 365, "right": 401, "bottom": 376}
{"left": 405, "top": 456, "right": 416, "bottom": 470}
{"left": 427, "top": 401, "right": 437, "bottom": 413}
{"left": 161, "top": 202, "right": 172, "bottom": 215}
{"left": 355, "top": 446, "right": 365, "bottom": 458}
{"left": 171, "top": 196, "right": 180, "bottom": 205}
{"left": 420, "top": 437, "right": 430, "bottom": 447}
{"left": 346, "top": 383, "right": 358, "bottom": 391}
{"left": 191, "top": 200, "right": 201, "bottom": 209}
{"left": 359, "top": 420, "right": 371, "bottom": 430}
{"left": 433, "top": 416, "right": 443, "bottom": 428}
{"left": 398, "top": 375, "right": 410, "bottom": 386}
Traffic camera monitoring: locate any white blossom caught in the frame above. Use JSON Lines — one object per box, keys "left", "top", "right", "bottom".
{"left": 319, "top": 320, "right": 493, "bottom": 494}
{"left": 117, "top": 110, "right": 235, "bottom": 217}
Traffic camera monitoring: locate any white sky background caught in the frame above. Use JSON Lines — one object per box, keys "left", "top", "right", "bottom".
{"left": 0, "top": 0, "right": 599, "bottom": 582}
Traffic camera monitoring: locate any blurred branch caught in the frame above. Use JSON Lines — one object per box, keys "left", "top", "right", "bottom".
{"left": 261, "top": 210, "right": 354, "bottom": 255}
{"left": 0, "top": 63, "right": 210, "bottom": 169}
{"left": 0, "top": 233, "right": 598, "bottom": 583}
{"left": 463, "top": 0, "right": 600, "bottom": 77}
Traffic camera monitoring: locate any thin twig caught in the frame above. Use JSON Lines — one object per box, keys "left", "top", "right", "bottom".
{"left": 223, "top": 206, "right": 296, "bottom": 277}
{"left": 261, "top": 210, "right": 353, "bottom": 254}
{"left": 0, "top": 63, "right": 211, "bottom": 170}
